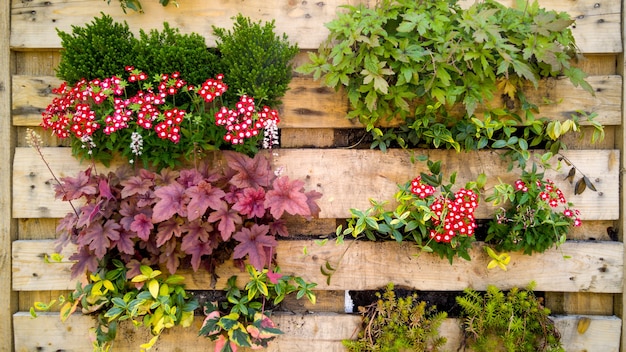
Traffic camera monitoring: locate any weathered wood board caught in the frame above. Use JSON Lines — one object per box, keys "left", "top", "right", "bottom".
{"left": 12, "top": 147, "right": 620, "bottom": 219}
{"left": 13, "top": 312, "right": 622, "bottom": 352}
{"left": 13, "top": 239, "right": 623, "bottom": 293}
{"left": 12, "top": 74, "right": 622, "bottom": 128}
{"left": 10, "top": 0, "right": 621, "bottom": 53}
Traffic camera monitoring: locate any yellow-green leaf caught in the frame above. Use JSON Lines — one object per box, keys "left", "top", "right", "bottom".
{"left": 577, "top": 317, "right": 591, "bottom": 334}
{"left": 140, "top": 335, "right": 159, "bottom": 352}
{"left": 148, "top": 279, "right": 160, "bottom": 299}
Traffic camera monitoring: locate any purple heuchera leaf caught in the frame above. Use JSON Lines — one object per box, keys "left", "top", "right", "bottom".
{"left": 178, "top": 168, "right": 204, "bottom": 188}
{"left": 98, "top": 178, "right": 115, "bottom": 200}
{"left": 233, "top": 187, "right": 266, "bottom": 218}
{"left": 207, "top": 201, "right": 242, "bottom": 241}
{"left": 306, "top": 190, "right": 323, "bottom": 219}
{"left": 156, "top": 218, "right": 183, "bottom": 247}
{"left": 152, "top": 182, "right": 187, "bottom": 223}
{"left": 113, "top": 230, "right": 136, "bottom": 255}
{"left": 69, "top": 246, "right": 99, "bottom": 278}
{"left": 55, "top": 168, "right": 97, "bottom": 201}
{"left": 265, "top": 176, "right": 310, "bottom": 219}
{"left": 232, "top": 224, "right": 277, "bottom": 270}
{"left": 78, "top": 220, "right": 121, "bottom": 259}
{"left": 186, "top": 181, "right": 226, "bottom": 221}
{"left": 224, "top": 151, "right": 273, "bottom": 188}
{"left": 181, "top": 220, "right": 215, "bottom": 271}
{"left": 120, "top": 174, "right": 154, "bottom": 198}
{"left": 130, "top": 213, "right": 153, "bottom": 241}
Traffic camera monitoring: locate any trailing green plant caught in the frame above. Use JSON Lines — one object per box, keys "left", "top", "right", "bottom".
{"left": 32, "top": 262, "right": 198, "bottom": 352}
{"left": 214, "top": 14, "right": 299, "bottom": 107}
{"left": 456, "top": 283, "right": 563, "bottom": 352}
{"left": 485, "top": 163, "right": 581, "bottom": 256}
{"left": 297, "top": 0, "right": 601, "bottom": 167}
{"left": 343, "top": 283, "right": 447, "bottom": 352}
{"left": 56, "top": 13, "right": 138, "bottom": 84}
{"left": 200, "top": 265, "right": 317, "bottom": 351}
{"left": 333, "top": 157, "right": 486, "bottom": 271}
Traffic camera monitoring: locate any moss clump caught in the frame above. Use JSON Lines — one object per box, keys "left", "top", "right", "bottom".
{"left": 456, "top": 283, "right": 564, "bottom": 352}
{"left": 343, "top": 283, "right": 447, "bottom": 352}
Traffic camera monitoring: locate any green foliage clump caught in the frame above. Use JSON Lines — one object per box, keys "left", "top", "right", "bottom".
{"left": 134, "top": 22, "right": 218, "bottom": 86}
{"left": 56, "top": 13, "right": 137, "bottom": 84}
{"left": 214, "top": 15, "right": 299, "bottom": 107}
{"left": 343, "top": 283, "right": 447, "bottom": 352}
{"left": 456, "top": 283, "right": 563, "bottom": 352}
{"left": 298, "top": 0, "right": 598, "bottom": 166}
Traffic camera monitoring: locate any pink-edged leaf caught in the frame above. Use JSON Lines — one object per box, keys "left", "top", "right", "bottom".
{"left": 306, "top": 190, "right": 323, "bottom": 219}
{"left": 120, "top": 174, "right": 154, "bottom": 198}
{"left": 69, "top": 246, "right": 99, "bottom": 278}
{"left": 55, "top": 168, "right": 97, "bottom": 201}
{"left": 207, "top": 201, "right": 242, "bottom": 241}
{"left": 130, "top": 213, "right": 154, "bottom": 241}
{"left": 113, "top": 230, "right": 136, "bottom": 255}
{"left": 152, "top": 182, "right": 187, "bottom": 223}
{"left": 186, "top": 181, "right": 226, "bottom": 221}
{"left": 224, "top": 151, "right": 273, "bottom": 188}
{"left": 155, "top": 218, "right": 183, "bottom": 247}
{"left": 265, "top": 177, "right": 310, "bottom": 218}
{"left": 232, "top": 224, "right": 277, "bottom": 270}
{"left": 232, "top": 187, "right": 266, "bottom": 218}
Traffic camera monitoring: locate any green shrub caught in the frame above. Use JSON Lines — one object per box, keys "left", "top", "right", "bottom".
{"left": 213, "top": 15, "right": 299, "bottom": 106}
{"left": 134, "top": 22, "right": 219, "bottom": 86}
{"left": 56, "top": 13, "right": 137, "bottom": 83}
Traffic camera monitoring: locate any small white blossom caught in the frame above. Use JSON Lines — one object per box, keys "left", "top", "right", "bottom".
{"left": 130, "top": 131, "right": 144, "bottom": 156}
{"left": 263, "top": 119, "right": 279, "bottom": 149}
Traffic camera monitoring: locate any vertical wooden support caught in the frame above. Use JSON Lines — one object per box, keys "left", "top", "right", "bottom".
{"left": 0, "top": 1, "right": 15, "bottom": 351}
{"left": 614, "top": 0, "right": 626, "bottom": 352}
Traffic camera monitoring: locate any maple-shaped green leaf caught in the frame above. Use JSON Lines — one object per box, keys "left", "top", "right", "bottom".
{"left": 564, "top": 67, "right": 594, "bottom": 95}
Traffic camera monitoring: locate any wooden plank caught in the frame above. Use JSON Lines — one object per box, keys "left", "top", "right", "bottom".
{"left": 10, "top": 0, "right": 620, "bottom": 53}
{"left": 12, "top": 239, "right": 623, "bottom": 293}
{"left": 12, "top": 74, "right": 622, "bottom": 127}
{"left": 0, "top": 0, "right": 15, "bottom": 350}
{"left": 12, "top": 147, "right": 620, "bottom": 220}
{"left": 9, "top": 0, "right": 364, "bottom": 51}
{"left": 12, "top": 312, "right": 621, "bottom": 352}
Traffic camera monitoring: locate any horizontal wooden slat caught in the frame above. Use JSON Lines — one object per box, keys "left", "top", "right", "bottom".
{"left": 10, "top": 0, "right": 620, "bottom": 53}
{"left": 12, "top": 240, "right": 623, "bottom": 293}
{"left": 13, "top": 312, "right": 621, "bottom": 352}
{"left": 11, "top": 74, "right": 622, "bottom": 128}
{"left": 12, "top": 148, "right": 620, "bottom": 219}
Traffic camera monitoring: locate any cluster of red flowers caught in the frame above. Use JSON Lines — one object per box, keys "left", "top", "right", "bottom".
{"left": 215, "top": 95, "right": 280, "bottom": 145}
{"left": 41, "top": 68, "right": 273, "bottom": 147}
{"left": 410, "top": 176, "right": 435, "bottom": 198}
{"left": 515, "top": 178, "right": 581, "bottom": 227}
{"left": 410, "top": 176, "right": 478, "bottom": 243}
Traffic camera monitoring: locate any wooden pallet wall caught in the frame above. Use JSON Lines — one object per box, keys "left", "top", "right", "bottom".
{"left": 4, "top": 0, "right": 625, "bottom": 351}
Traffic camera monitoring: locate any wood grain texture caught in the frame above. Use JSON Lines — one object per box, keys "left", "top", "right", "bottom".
{"left": 12, "top": 239, "right": 623, "bottom": 293}
{"left": 12, "top": 147, "right": 621, "bottom": 219}
{"left": 10, "top": 0, "right": 621, "bottom": 53}
{"left": 0, "top": 0, "right": 16, "bottom": 350}
{"left": 11, "top": 74, "right": 622, "bottom": 127}
{"left": 13, "top": 312, "right": 621, "bottom": 352}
